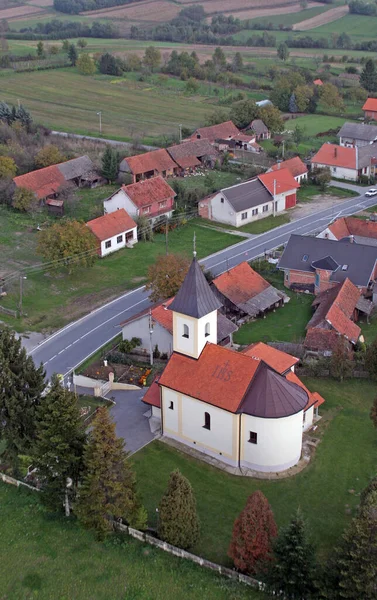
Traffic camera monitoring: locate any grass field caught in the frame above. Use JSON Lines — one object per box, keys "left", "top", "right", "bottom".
{"left": 133, "top": 377, "right": 377, "bottom": 565}
{"left": 297, "top": 184, "right": 356, "bottom": 203}
{"left": 0, "top": 483, "right": 256, "bottom": 600}
{"left": 284, "top": 115, "right": 351, "bottom": 137}
{"left": 309, "top": 13, "right": 377, "bottom": 42}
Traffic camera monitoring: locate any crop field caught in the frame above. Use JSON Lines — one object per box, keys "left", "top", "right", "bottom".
{"left": 312, "top": 14, "right": 377, "bottom": 41}
{"left": 292, "top": 4, "right": 348, "bottom": 30}
{"left": 84, "top": 0, "right": 181, "bottom": 21}
{"left": 0, "top": 3, "right": 45, "bottom": 19}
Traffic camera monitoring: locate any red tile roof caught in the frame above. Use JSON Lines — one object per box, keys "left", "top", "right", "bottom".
{"left": 190, "top": 120, "right": 240, "bottom": 143}
{"left": 143, "top": 376, "right": 161, "bottom": 408}
{"left": 212, "top": 262, "right": 270, "bottom": 304}
{"left": 258, "top": 168, "right": 300, "bottom": 195}
{"left": 13, "top": 165, "right": 65, "bottom": 200}
{"left": 152, "top": 298, "right": 174, "bottom": 333}
{"left": 363, "top": 98, "right": 377, "bottom": 112}
{"left": 86, "top": 208, "right": 136, "bottom": 241}
{"left": 311, "top": 144, "right": 356, "bottom": 169}
{"left": 328, "top": 216, "right": 377, "bottom": 240}
{"left": 122, "top": 176, "right": 176, "bottom": 209}
{"left": 286, "top": 371, "right": 325, "bottom": 411}
{"left": 242, "top": 341, "right": 299, "bottom": 374}
{"left": 313, "top": 79, "right": 323, "bottom": 86}
{"left": 304, "top": 328, "right": 341, "bottom": 352}
{"left": 125, "top": 149, "right": 177, "bottom": 176}
{"left": 270, "top": 157, "right": 307, "bottom": 179}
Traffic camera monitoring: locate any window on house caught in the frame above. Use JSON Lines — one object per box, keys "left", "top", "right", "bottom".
{"left": 126, "top": 231, "right": 134, "bottom": 242}
{"left": 252, "top": 208, "right": 258, "bottom": 216}
{"left": 249, "top": 431, "right": 257, "bottom": 444}
{"left": 303, "top": 411, "right": 306, "bottom": 424}
{"left": 117, "top": 235, "right": 123, "bottom": 244}
{"left": 263, "top": 204, "right": 269, "bottom": 212}
{"left": 205, "top": 322, "right": 210, "bottom": 337}
{"left": 203, "top": 412, "right": 211, "bottom": 430}
{"left": 342, "top": 264, "right": 348, "bottom": 271}
{"left": 315, "top": 272, "right": 320, "bottom": 287}
{"left": 105, "top": 240, "right": 111, "bottom": 249}
{"left": 285, "top": 271, "right": 289, "bottom": 281}
{"left": 169, "top": 401, "right": 174, "bottom": 410}
{"left": 302, "top": 254, "right": 309, "bottom": 262}
{"left": 332, "top": 167, "right": 337, "bottom": 173}
{"left": 241, "top": 212, "right": 248, "bottom": 220}
{"left": 221, "top": 197, "right": 224, "bottom": 203}
{"left": 143, "top": 206, "right": 150, "bottom": 214}
{"left": 183, "top": 324, "right": 189, "bottom": 339}
{"left": 159, "top": 201, "right": 166, "bottom": 208}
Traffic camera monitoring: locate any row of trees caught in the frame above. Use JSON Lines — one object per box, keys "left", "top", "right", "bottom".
{"left": 54, "top": 0, "right": 138, "bottom": 15}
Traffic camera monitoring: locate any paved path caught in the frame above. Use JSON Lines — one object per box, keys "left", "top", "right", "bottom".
{"left": 30, "top": 190, "right": 377, "bottom": 381}
{"left": 330, "top": 180, "right": 368, "bottom": 195}
{"left": 109, "top": 389, "right": 154, "bottom": 454}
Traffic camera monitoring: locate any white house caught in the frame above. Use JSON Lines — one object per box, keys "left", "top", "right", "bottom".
{"left": 143, "top": 255, "right": 324, "bottom": 473}
{"left": 338, "top": 122, "right": 377, "bottom": 148}
{"left": 311, "top": 143, "right": 377, "bottom": 181}
{"left": 198, "top": 168, "right": 299, "bottom": 227}
{"left": 86, "top": 208, "right": 137, "bottom": 258}
{"left": 269, "top": 156, "right": 308, "bottom": 183}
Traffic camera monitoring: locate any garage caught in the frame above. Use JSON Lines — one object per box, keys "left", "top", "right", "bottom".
{"left": 285, "top": 193, "right": 296, "bottom": 209}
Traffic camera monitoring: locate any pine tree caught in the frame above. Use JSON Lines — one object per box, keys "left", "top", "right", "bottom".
{"left": 266, "top": 509, "right": 317, "bottom": 599}
{"left": 0, "top": 101, "right": 12, "bottom": 125}
{"left": 36, "top": 41, "right": 44, "bottom": 58}
{"left": 33, "top": 375, "right": 86, "bottom": 513}
{"left": 101, "top": 146, "right": 118, "bottom": 183}
{"left": 330, "top": 337, "right": 353, "bottom": 381}
{"left": 228, "top": 490, "right": 277, "bottom": 575}
{"left": 0, "top": 328, "right": 45, "bottom": 473}
{"left": 289, "top": 93, "right": 298, "bottom": 113}
{"left": 157, "top": 469, "right": 200, "bottom": 550}
{"left": 75, "top": 407, "right": 145, "bottom": 539}
{"left": 68, "top": 44, "right": 78, "bottom": 66}
{"left": 16, "top": 104, "right": 33, "bottom": 130}
{"left": 360, "top": 59, "right": 377, "bottom": 93}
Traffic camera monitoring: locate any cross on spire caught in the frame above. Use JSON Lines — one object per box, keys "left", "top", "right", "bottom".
{"left": 193, "top": 231, "right": 197, "bottom": 258}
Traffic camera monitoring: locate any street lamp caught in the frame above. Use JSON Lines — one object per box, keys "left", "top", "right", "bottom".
{"left": 19, "top": 275, "right": 27, "bottom": 316}
{"left": 97, "top": 111, "right": 102, "bottom": 135}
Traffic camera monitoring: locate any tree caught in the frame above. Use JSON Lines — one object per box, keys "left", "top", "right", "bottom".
{"left": 12, "top": 186, "right": 37, "bottom": 212}
{"left": 267, "top": 509, "right": 317, "bottom": 599}
{"left": 0, "top": 329, "right": 45, "bottom": 472}
{"left": 143, "top": 46, "right": 161, "bottom": 71}
{"left": 37, "top": 220, "right": 98, "bottom": 273}
{"left": 77, "top": 38, "right": 87, "bottom": 48}
{"left": 228, "top": 490, "right": 277, "bottom": 575}
{"left": 125, "top": 53, "right": 141, "bottom": 72}
{"left": 212, "top": 46, "right": 226, "bottom": 70}
{"left": 365, "top": 336, "right": 377, "bottom": 380}
{"left": 295, "top": 84, "right": 314, "bottom": 112}
{"left": 320, "top": 82, "right": 344, "bottom": 111}
{"left": 33, "top": 375, "right": 86, "bottom": 513}
{"left": 101, "top": 146, "right": 118, "bottom": 183}
{"left": 0, "top": 156, "right": 16, "bottom": 179}
{"left": 205, "top": 109, "right": 231, "bottom": 127}
{"left": 330, "top": 337, "right": 353, "bottom": 381}
{"left": 259, "top": 104, "right": 284, "bottom": 134}
{"left": 146, "top": 253, "right": 191, "bottom": 302}
{"left": 360, "top": 59, "right": 377, "bottom": 93}
{"left": 75, "top": 407, "right": 145, "bottom": 538}
{"left": 62, "top": 39, "right": 69, "bottom": 52}
{"left": 232, "top": 52, "right": 243, "bottom": 72}
{"left": 230, "top": 99, "right": 260, "bottom": 129}
{"left": 35, "top": 144, "right": 64, "bottom": 168}
{"left": 158, "top": 469, "right": 200, "bottom": 549}
{"left": 16, "top": 104, "right": 32, "bottom": 130}
{"left": 293, "top": 124, "right": 306, "bottom": 146}
{"left": 135, "top": 214, "right": 154, "bottom": 242}
{"left": 311, "top": 166, "right": 331, "bottom": 191}
{"left": 68, "top": 43, "right": 78, "bottom": 66}
{"left": 99, "top": 52, "right": 123, "bottom": 76}
{"left": 77, "top": 53, "right": 96, "bottom": 76}
{"left": 370, "top": 395, "right": 377, "bottom": 428}
{"left": 185, "top": 77, "right": 199, "bottom": 94}
{"left": 277, "top": 42, "right": 289, "bottom": 61}
{"left": 289, "top": 93, "right": 298, "bottom": 113}
{"left": 36, "top": 41, "right": 45, "bottom": 58}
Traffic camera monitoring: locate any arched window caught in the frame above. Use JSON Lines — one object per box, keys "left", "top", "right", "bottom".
{"left": 203, "top": 412, "right": 211, "bottom": 430}
{"left": 205, "top": 322, "right": 210, "bottom": 337}
{"left": 183, "top": 324, "right": 189, "bottom": 339}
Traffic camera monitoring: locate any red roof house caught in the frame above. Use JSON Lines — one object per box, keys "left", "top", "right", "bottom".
{"left": 119, "top": 149, "right": 178, "bottom": 183}
{"left": 13, "top": 165, "right": 65, "bottom": 201}
{"left": 242, "top": 341, "right": 299, "bottom": 374}
{"left": 313, "top": 79, "right": 323, "bottom": 86}
{"left": 86, "top": 208, "right": 137, "bottom": 257}
{"left": 363, "top": 97, "right": 377, "bottom": 120}
{"left": 258, "top": 168, "right": 299, "bottom": 209}
{"left": 189, "top": 120, "right": 240, "bottom": 144}
{"left": 319, "top": 216, "right": 377, "bottom": 245}
{"left": 104, "top": 176, "right": 176, "bottom": 221}
{"left": 270, "top": 157, "right": 308, "bottom": 182}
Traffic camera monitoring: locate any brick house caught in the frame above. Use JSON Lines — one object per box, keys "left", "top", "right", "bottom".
{"left": 363, "top": 98, "right": 377, "bottom": 121}
{"left": 279, "top": 234, "right": 377, "bottom": 295}
{"left": 119, "top": 149, "right": 178, "bottom": 183}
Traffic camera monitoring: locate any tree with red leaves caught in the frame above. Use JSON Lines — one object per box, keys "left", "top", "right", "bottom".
{"left": 228, "top": 490, "right": 277, "bottom": 575}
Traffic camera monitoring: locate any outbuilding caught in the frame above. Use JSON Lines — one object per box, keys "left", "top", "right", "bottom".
{"left": 86, "top": 208, "right": 137, "bottom": 258}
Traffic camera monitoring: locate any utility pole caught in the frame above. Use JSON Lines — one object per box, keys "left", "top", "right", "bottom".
{"left": 149, "top": 309, "right": 154, "bottom": 366}
{"left": 273, "top": 179, "right": 276, "bottom": 217}
{"left": 97, "top": 111, "right": 102, "bottom": 135}
{"left": 179, "top": 123, "right": 182, "bottom": 143}
{"left": 165, "top": 216, "right": 169, "bottom": 255}
{"left": 282, "top": 140, "right": 285, "bottom": 159}
{"left": 19, "top": 275, "right": 27, "bottom": 316}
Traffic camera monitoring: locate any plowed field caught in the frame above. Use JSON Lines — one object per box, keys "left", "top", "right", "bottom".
{"left": 293, "top": 4, "right": 348, "bottom": 30}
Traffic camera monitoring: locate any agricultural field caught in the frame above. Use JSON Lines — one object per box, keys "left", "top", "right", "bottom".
{"left": 292, "top": 4, "right": 348, "bottom": 31}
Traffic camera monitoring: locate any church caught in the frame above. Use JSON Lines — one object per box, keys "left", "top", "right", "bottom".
{"left": 144, "top": 254, "right": 324, "bottom": 473}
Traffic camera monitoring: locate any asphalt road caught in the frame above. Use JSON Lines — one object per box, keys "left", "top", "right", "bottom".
{"left": 30, "top": 188, "right": 377, "bottom": 380}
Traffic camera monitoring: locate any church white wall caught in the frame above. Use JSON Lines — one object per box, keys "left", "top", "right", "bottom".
{"left": 240, "top": 411, "right": 303, "bottom": 472}
{"left": 172, "top": 310, "right": 217, "bottom": 358}
{"left": 303, "top": 406, "right": 314, "bottom": 432}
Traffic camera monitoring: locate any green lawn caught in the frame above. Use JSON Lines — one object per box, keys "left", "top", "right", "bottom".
{"left": 66, "top": 184, "right": 119, "bottom": 222}
{"left": 284, "top": 115, "right": 351, "bottom": 137}
{"left": 233, "top": 269, "right": 313, "bottom": 345}
{"left": 169, "top": 171, "right": 243, "bottom": 194}
{"left": 359, "top": 313, "right": 377, "bottom": 345}
{"left": 313, "top": 13, "right": 377, "bottom": 42}
{"left": 133, "top": 377, "right": 377, "bottom": 566}
{"left": 297, "top": 184, "right": 356, "bottom": 203}
{"left": 0, "top": 483, "right": 256, "bottom": 600}
{"left": 239, "top": 214, "right": 290, "bottom": 234}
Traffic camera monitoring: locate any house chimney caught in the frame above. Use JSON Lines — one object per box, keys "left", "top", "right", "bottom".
{"left": 334, "top": 147, "right": 338, "bottom": 158}
{"left": 349, "top": 235, "right": 355, "bottom": 243}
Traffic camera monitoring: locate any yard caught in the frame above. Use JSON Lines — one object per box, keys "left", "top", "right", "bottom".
{"left": 297, "top": 184, "right": 356, "bottom": 204}
{"left": 133, "top": 377, "right": 377, "bottom": 566}
{"left": 0, "top": 483, "right": 257, "bottom": 600}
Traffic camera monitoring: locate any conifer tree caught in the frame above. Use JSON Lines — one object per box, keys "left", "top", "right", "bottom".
{"left": 360, "top": 59, "right": 377, "bottom": 93}
{"left": 289, "top": 93, "right": 298, "bottom": 113}
{"left": 157, "top": 469, "right": 200, "bottom": 549}
{"left": 228, "top": 490, "right": 277, "bottom": 575}
{"left": 266, "top": 509, "right": 317, "bottom": 599}
{"left": 33, "top": 375, "right": 86, "bottom": 513}
{"left": 16, "top": 104, "right": 33, "bottom": 130}
{"left": 0, "top": 328, "right": 45, "bottom": 472}
{"left": 68, "top": 44, "right": 78, "bottom": 66}
{"left": 101, "top": 146, "right": 118, "bottom": 183}
{"left": 75, "top": 407, "right": 145, "bottom": 538}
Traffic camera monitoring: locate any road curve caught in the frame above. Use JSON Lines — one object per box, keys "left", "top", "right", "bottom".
{"left": 30, "top": 190, "right": 376, "bottom": 380}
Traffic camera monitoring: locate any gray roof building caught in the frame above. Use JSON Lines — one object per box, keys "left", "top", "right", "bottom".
{"left": 338, "top": 122, "right": 377, "bottom": 144}
{"left": 221, "top": 178, "right": 272, "bottom": 213}
{"left": 279, "top": 234, "right": 377, "bottom": 287}
{"left": 250, "top": 119, "right": 269, "bottom": 136}
{"left": 57, "top": 155, "right": 95, "bottom": 180}
{"left": 169, "top": 258, "right": 222, "bottom": 319}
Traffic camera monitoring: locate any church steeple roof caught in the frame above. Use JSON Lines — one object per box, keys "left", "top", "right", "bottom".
{"left": 168, "top": 258, "right": 221, "bottom": 319}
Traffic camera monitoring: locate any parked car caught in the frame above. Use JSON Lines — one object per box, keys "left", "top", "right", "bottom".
{"left": 365, "top": 188, "right": 377, "bottom": 197}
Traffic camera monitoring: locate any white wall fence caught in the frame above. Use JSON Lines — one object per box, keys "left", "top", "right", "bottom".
{"left": 73, "top": 373, "right": 140, "bottom": 396}
{"left": 0, "top": 471, "right": 40, "bottom": 492}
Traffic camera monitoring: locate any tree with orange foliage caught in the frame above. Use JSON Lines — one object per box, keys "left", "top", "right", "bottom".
{"left": 228, "top": 490, "right": 277, "bottom": 575}
{"left": 146, "top": 253, "right": 190, "bottom": 303}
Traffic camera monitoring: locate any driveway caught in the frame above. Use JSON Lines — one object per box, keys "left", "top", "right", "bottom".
{"left": 109, "top": 388, "right": 155, "bottom": 454}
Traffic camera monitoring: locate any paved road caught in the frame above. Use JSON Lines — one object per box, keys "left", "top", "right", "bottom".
{"left": 30, "top": 189, "right": 377, "bottom": 380}
{"left": 51, "top": 131, "right": 156, "bottom": 151}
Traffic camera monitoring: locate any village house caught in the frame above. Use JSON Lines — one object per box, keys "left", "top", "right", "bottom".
{"left": 143, "top": 255, "right": 325, "bottom": 473}
{"left": 119, "top": 149, "right": 177, "bottom": 183}
{"left": 363, "top": 98, "right": 377, "bottom": 121}
{"left": 269, "top": 156, "right": 308, "bottom": 183}
{"left": 338, "top": 122, "right": 377, "bottom": 147}
{"left": 318, "top": 216, "right": 377, "bottom": 246}
{"left": 304, "top": 278, "right": 372, "bottom": 353}
{"left": 167, "top": 139, "right": 219, "bottom": 174}
{"left": 211, "top": 262, "right": 288, "bottom": 324}
{"left": 189, "top": 120, "right": 240, "bottom": 144}
{"left": 311, "top": 142, "right": 377, "bottom": 181}
{"left": 104, "top": 176, "right": 176, "bottom": 223}
{"left": 279, "top": 234, "right": 377, "bottom": 295}
{"left": 313, "top": 79, "right": 323, "bottom": 86}
{"left": 248, "top": 119, "right": 270, "bottom": 141}
{"left": 120, "top": 296, "right": 237, "bottom": 357}
{"left": 198, "top": 168, "right": 299, "bottom": 227}
{"left": 86, "top": 208, "right": 137, "bottom": 258}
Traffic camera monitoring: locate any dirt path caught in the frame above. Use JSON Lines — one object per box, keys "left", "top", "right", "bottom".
{"left": 292, "top": 4, "right": 348, "bottom": 31}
